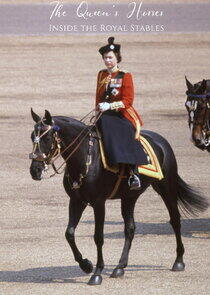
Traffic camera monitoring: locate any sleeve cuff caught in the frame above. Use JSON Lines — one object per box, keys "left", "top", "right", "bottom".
{"left": 110, "top": 101, "right": 125, "bottom": 110}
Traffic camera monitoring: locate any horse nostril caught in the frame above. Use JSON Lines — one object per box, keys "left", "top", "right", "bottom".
{"left": 36, "top": 167, "right": 42, "bottom": 173}
{"left": 194, "top": 139, "right": 205, "bottom": 149}
{"left": 30, "top": 161, "right": 44, "bottom": 180}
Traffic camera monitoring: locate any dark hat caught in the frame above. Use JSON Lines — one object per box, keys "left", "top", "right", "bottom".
{"left": 99, "top": 37, "right": 121, "bottom": 56}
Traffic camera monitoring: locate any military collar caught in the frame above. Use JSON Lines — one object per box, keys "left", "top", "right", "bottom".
{"left": 107, "top": 65, "right": 119, "bottom": 74}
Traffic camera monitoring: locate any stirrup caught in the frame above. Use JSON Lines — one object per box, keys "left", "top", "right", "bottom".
{"left": 128, "top": 174, "right": 141, "bottom": 190}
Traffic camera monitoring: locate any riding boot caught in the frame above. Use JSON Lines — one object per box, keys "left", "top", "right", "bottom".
{"left": 128, "top": 165, "right": 141, "bottom": 190}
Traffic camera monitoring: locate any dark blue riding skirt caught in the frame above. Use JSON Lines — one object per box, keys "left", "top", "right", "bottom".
{"left": 97, "top": 110, "right": 148, "bottom": 166}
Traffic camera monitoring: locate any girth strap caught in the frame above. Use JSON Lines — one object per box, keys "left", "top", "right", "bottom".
{"left": 108, "top": 165, "right": 126, "bottom": 199}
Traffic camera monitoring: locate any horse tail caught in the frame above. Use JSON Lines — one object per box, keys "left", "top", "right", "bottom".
{"left": 177, "top": 175, "right": 209, "bottom": 217}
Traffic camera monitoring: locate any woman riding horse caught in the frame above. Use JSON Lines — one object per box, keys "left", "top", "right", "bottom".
{"left": 29, "top": 40, "right": 208, "bottom": 286}
{"left": 96, "top": 37, "right": 148, "bottom": 190}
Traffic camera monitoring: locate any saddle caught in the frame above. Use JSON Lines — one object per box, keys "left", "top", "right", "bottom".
{"left": 97, "top": 129, "right": 164, "bottom": 181}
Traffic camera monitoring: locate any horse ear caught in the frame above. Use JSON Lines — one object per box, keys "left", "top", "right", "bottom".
{"left": 44, "top": 109, "right": 53, "bottom": 125}
{"left": 31, "top": 108, "right": 41, "bottom": 123}
{"left": 185, "top": 76, "right": 194, "bottom": 93}
{"left": 196, "top": 79, "right": 206, "bottom": 94}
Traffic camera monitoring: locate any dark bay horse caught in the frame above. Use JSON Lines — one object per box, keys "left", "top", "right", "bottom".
{"left": 29, "top": 109, "right": 208, "bottom": 285}
{"left": 185, "top": 77, "right": 210, "bottom": 152}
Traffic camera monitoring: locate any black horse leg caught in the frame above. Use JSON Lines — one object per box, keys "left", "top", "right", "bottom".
{"left": 65, "top": 198, "right": 93, "bottom": 274}
{"left": 166, "top": 202, "right": 185, "bottom": 271}
{"left": 152, "top": 182, "right": 185, "bottom": 271}
{"left": 88, "top": 201, "right": 105, "bottom": 285}
{"left": 111, "top": 197, "right": 138, "bottom": 278}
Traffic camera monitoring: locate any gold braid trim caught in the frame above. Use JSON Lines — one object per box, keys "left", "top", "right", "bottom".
{"left": 96, "top": 127, "right": 118, "bottom": 173}
{"left": 98, "top": 73, "right": 111, "bottom": 92}
{"left": 110, "top": 101, "right": 125, "bottom": 110}
{"left": 126, "top": 107, "right": 141, "bottom": 139}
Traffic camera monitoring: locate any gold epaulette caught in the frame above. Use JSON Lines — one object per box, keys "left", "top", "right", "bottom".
{"left": 99, "top": 69, "right": 108, "bottom": 73}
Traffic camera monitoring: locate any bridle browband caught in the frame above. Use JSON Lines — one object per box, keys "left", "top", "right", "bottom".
{"left": 186, "top": 92, "right": 210, "bottom": 100}
{"left": 29, "top": 109, "right": 102, "bottom": 178}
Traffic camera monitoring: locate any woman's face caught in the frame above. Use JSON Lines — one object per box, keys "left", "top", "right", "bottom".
{"left": 103, "top": 51, "right": 117, "bottom": 69}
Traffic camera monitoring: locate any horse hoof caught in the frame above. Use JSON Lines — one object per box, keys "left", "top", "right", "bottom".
{"left": 110, "top": 268, "right": 124, "bottom": 278}
{"left": 79, "top": 259, "right": 93, "bottom": 274}
{"left": 172, "top": 262, "right": 185, "bottom": 271}
{"left": 88, "top": 275, "right": 102, "bottom": 285}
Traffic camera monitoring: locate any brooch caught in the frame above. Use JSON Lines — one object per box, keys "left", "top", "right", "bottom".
{"left": 111, "top": 88, "right": 119, "bottom": 96}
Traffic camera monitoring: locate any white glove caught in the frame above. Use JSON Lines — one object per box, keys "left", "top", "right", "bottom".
{"left": 98, "top": 102, "right": 110, "bottom": 112}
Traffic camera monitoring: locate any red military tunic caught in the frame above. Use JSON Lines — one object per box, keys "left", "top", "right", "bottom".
{"left": 95, "top": 68, "right": 143, "bottom": 139}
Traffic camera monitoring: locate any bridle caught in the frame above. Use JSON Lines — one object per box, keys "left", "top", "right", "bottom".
{"left": 29, "top": 110, "right": 102, "bottom": 178}
{"left": 185, "top": 92, "right": 210, "bottom": 147}
{"left": 29, "top": 123, "right": 61, "bottom": 163}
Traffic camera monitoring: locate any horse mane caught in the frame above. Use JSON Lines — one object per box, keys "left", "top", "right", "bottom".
{"left": 206, "top": 80, "right": 210, "bottom": 91}
{"left": 52, "top": 116, "right": 87, "bottom": 129}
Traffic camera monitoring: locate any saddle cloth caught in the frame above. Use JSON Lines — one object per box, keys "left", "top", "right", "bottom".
{"left": 97, "top": 129, "right": 164, "bottom": 180}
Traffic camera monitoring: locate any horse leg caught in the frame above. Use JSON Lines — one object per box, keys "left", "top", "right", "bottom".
{"left": 152, "top": 182, "right": 185, "bottom": 271}
{"left": 65, "top": 198, "right": 93, "bottom": 274}
{"left": 111, "top": 196, "right": 138, "bottom": 278}
{"left": 88, "top": 201, "right": 105, "bottom": 285}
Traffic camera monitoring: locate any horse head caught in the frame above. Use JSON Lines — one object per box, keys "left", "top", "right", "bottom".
{"left": 185, "top": 77, "right": 210, "bottom": 150}
{"left": 29, "top": 108, "right": 61, "bottom": 180}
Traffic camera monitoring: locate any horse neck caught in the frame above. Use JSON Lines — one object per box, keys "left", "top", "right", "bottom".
{"left": 54, "top": 117, "right": 89, "bottom": 175}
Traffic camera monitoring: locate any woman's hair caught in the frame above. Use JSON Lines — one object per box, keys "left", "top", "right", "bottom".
{"left": 114, "top": 52, "right": 122, "bottom": 63}
{"left": 103, "top": 51, "right": 122, "bottom": 63}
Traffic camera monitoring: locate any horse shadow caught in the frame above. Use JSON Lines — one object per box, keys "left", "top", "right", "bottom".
{"left": 0, "top": 264, "right": 166, "bottom": 284}
{"left": 0, "top": 266, "right": 88, "bottom": 284}
{"left": 0, "top": 218, "right": 208, "bottom": 284}
{"left": 83, "top": 218, "right": 210, "bottom": 239}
